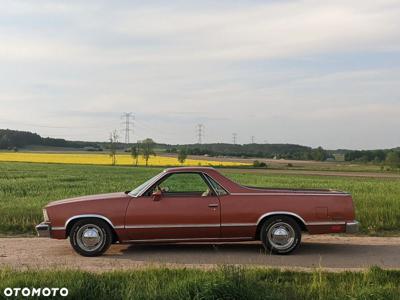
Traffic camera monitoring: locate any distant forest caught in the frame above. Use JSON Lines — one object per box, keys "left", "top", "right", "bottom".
{"left": 165, "top": 143, "right": 332, "bottom": 161}
{"left": 344, "top": 149, "right": 399, "bottom": 164}
{"left": 0, "top": 129, "right": 101, "bottom": 150}
{"left": 1, "top": 128, "right": 398, "bottom": 163}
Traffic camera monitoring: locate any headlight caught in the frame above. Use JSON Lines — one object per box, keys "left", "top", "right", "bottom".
{"left": 42, "top": 209, "right": 49, "bottom": 222}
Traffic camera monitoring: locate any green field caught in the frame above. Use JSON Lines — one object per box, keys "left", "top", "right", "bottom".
{"left": 251, "top": 160, "right": 395, "bottom": 173}
{"left": 0, "top": 162, "right": 399, "bottom": 235}
{"left": 1, "top": 266, "right": 399, "bottom": 299}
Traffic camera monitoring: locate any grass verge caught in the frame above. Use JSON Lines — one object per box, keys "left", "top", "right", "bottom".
{"left": 1, "top": 266, "right": 400, "bottom": 299}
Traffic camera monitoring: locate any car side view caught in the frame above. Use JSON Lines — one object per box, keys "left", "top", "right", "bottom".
{"left": 36, "top": 167, "right": 359, "bottom": 256}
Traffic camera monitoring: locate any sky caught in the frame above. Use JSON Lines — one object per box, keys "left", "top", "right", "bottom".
{"left": 0, "top": 0, "right": 399, "bottom": 150}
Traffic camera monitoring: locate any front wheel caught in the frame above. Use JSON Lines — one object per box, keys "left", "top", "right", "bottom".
{"left": 260, "top": 216, "right": 301, "bottom": 254}
{"left": 69, "top": 219, "right": 112, "bottom": 257}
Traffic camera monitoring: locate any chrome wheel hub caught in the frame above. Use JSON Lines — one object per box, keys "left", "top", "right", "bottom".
{"left": 267, "top": 222, "right": 295, "bottom": 250}
{"left": 76, "top": 224, "right": 104, "bottom": 252}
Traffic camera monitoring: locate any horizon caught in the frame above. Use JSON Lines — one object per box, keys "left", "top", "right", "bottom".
{"left": 0, "top": 1, "right": 399, "bottom": 149}
{"left": 1, "top": 127, "right": 397, "bottom": 151}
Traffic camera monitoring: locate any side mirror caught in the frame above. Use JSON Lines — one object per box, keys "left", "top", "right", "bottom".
{"left": 152, "top": 190, "right": 162, "bottom": 201}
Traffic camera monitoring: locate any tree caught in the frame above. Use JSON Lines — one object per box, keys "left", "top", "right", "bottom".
{"left": 253, "top": 160, "right": 267, "bottom": 168}
{"left": 109, "top": 130, "right": 118, "bottom": 166}
{"left": 177, "top": 148, "right": 188, "bottom": 165}
{"left": 0, "top": 135, "right": 10, "bottom": 149}
{"left": 385, "top": 151, "right": 400, "bottom": 169}
{"left": 141, "top": 138, "right": 156, "bottom": 166}
{"left": 312, "top": 146, "right": 328, "bottom": 161}
{"left": 131, "top": 142, "right": 140, "bottom": 166}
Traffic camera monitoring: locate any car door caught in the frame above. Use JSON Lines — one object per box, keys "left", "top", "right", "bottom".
{"left": 124, "top": 172, "right": 221, "bottom": 241}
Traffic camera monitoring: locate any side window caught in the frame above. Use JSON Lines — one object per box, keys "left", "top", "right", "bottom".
{"left": 156, "top": 173, "right": 212, "bottom": 196}
{"left": 206, "top": 175, "right": 228, "bottom": 196}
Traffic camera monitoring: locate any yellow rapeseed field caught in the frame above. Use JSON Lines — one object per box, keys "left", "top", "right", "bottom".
{"left": 0, "top": 152, "right": 250, "bottom": 167}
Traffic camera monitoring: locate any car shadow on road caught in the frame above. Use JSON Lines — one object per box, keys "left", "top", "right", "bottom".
{"left": 104, "top": 242, "right": 400, "bottom": 267}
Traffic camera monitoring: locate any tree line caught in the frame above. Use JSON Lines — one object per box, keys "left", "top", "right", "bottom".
{"left": 166, "top": 143, "right": 332, "bottom": 161}
{"left": 0, "top": 129, "right": 100, "bottom": 150}
{"left": 0, "top": 129, "right": 331, "bottom": 161}
{"left": 344, "top": 149, "right": 400, "bottom": 168}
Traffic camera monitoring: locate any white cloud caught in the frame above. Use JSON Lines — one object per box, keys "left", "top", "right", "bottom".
{"left": 0, "top": 0, "right": 399, "bottom": 148}
{"left": 1, "top": 0, "right": 400, "bottom": 63}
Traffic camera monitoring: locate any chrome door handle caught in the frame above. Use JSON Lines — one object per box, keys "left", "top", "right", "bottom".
{"left": 208, "top": 204, "right": 219, "bottom": 208}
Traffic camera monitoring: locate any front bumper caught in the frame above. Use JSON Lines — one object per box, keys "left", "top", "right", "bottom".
{"left": 346, "top": 221, "right": 359, "bottom": 234}
{"left": 36, "top": 222, "right": 51, "bottom": 238}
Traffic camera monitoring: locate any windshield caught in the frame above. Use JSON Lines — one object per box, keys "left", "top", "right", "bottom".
{"left": 128, "top": 172, "right": 165, "bottom": 197}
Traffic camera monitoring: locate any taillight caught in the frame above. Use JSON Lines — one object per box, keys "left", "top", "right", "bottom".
{"left": 330, "top": 225, "right": 344, "bottom": 232}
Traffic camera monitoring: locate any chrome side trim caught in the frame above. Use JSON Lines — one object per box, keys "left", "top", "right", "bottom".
{"left": 52, "top": 226, "right": 65, "bottom": 230}
{"left": 256, "top": 211, "right": 307, "bottom": 226}
{"left": 124, "top": 237, "right": 253, "bottom": 243}
{"left": 64, "top": 214, "right": 121, "bottom": 230}
{"left": 231, "top": 192, "right": 349, "bottom": 197}
{"left": 306, "top": 221, "right": 346, "bottom": 226}
{"left": 125, "top": 223, "right": 257, "bottom": 229}
{"left": 221, "top": 223, "right": 256, "bottom": 227}
{"left": 124, "top": 221, "right": 354, "bottom": 230}
{"left": 125, "top": 224, "right": 220, "bottom": 229}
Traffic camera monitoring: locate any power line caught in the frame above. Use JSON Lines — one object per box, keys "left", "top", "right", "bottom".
{"left": 251, "top": 135, "right": 255, "bottom": 144}
{"left": 121, "top": 112, "right": 134, "bottom": 144}
{"left": 197, "top": 124, "right": 204, "bottom": 144}
{"left": 232, "top": 133, "right": 237, "bottom": 145}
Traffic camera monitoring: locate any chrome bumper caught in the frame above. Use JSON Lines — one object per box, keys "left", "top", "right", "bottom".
{"left": 346, "top": 221, "right": 359, "bottom": 234}
{"left": 36, "top": 222, "right": 51, "bottom": 238}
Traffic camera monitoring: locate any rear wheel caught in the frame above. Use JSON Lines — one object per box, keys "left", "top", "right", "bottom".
{"left": 260, "top": 216, "right": 301, "bottom": 254}
{"left": 69, "top": 219, "right": 112, "bottom": 257}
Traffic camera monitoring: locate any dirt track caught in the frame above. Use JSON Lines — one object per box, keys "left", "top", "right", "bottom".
{"left": 1, "top": 235, "right": 400, "bottom": 272}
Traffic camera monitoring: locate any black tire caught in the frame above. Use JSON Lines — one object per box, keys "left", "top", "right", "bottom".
{"left": 260, "top": 216, "right": 301, "bottom": 254}
{"left": 69, "top": 218, "right": 112, "bottom": 257}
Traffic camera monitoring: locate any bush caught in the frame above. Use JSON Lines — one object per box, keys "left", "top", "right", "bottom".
{"left": 385, "top": 151, "right": 400, "bottom": 169}
{"left": 253, "top": 160, "right": 267, "bottom": 168}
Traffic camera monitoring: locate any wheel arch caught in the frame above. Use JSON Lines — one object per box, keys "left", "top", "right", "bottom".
{"left": 255, "top": 211, "right": 308, "bottom": 240}
{"left": 65, "top": 214, "right": 119, "bottom": 243}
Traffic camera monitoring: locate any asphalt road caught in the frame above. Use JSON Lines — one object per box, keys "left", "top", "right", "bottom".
{"left": 1, "top": 235, "right": 400, "bottom": 272}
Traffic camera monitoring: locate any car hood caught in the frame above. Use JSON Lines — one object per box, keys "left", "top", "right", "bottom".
{"left": 46, "top": 192, "right": 127, "bottom": 207}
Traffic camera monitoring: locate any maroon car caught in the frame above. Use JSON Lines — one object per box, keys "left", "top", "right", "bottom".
{"left": 36, "top": 167, "right": 359, "bottom": 256}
